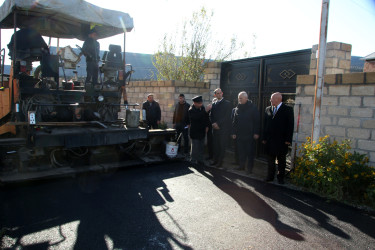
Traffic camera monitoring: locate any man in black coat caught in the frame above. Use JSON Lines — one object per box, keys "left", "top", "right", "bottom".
{"left": 231, "top": 91, "right": 260, "bottom": 174}
{"left": 188, "top": 96, "right": 209, "bottom": 164}
{"left": 81, "top": 28, "right": 100, "bottom": 86}
{"left": 142, "top": 93, "right": 161, "bottom": 129}
{"left": 209, "top": 88, "right": 232, "bottom": 168}
{"left": 262, "top": 92, "right": 294, "bottom": 184}
{"left": 173, "top": 94, "right": 190, "bottom": 154}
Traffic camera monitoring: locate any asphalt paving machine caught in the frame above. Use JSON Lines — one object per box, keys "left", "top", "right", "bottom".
{"left": 0, "top": 0, "right": 177, "bottom": 183}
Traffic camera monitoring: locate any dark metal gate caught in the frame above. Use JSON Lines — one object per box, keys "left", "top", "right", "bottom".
{"left": 220, "top": 49, "right": 311, "bottom": 158}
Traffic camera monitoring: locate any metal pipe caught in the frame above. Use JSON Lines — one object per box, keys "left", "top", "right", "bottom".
{"left": 312, "top": 0, "right": 329, "bottom": 144}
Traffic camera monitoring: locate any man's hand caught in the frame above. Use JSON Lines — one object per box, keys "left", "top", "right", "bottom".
{"left": 206, "top": 103, "right": 212, "bottom": 112}
{"left": 262, "top": 140, "right": 267, "bottom": 144}
{"left": 285, "top": 141, "right": 291, "bottom": 145}
{"left": 253, "top": 134, "right": 259, "bottom": 140}
{"left": 157, "top": 120, "right": 160, "bottom": 125}
{"left": 212, "top": 122, "right": 220, "bottom": 130}
{"left": 172, "top": 124, "right": 176, "bottom": 129}
{"left": 205, "top": 127, "right": 209, "bottom": 133}
{"left": 232, "top": 135, "right": 236, "bottom": 139}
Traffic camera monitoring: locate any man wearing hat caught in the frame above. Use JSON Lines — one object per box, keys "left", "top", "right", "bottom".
{"left": 142, "top": 93, "right": 161, "bottom": 129}
{"left": 173, "top": 94, "right": 190, "bottom": 155}
{"left": 188, "top": 96, "right": 209, "bottom": 165}
{"left": 81, "top": 28, "right": 100, "bottom": 86}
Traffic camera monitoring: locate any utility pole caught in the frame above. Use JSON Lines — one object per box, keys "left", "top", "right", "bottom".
{"left": 312, "top": 0, "right": 330, "bottom": 143}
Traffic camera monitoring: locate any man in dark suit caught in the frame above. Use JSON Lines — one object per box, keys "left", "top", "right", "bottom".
{"left": 232, "top": 91, "right": 260, "bottom": 174}
{"left": 209, "top": 88, "right": 232, "bottom": 168}
{"left": 262, "top": 92, "right": 294, "bottom": 184}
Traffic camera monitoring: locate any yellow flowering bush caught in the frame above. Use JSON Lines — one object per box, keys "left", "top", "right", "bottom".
{"left": 291, "top": 135, "right": 375, "bottom": 208}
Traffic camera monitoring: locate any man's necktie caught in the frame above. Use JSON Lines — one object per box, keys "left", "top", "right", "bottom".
{"left": 273, "top": 107, "right": 277, "bottom": 116}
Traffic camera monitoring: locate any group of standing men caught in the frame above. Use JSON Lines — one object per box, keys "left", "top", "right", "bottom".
{"left": 167, "top": 88, "right": 294, "bottom": 184}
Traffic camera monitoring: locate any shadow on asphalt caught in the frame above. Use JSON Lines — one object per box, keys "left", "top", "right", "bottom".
{"left": 195, "top": 166, "right": 305, "bottom": 241}
{"left": 0, "top": 163, "right": 194, "bottom": 249}
{"left": 195, "top": 165, "right": 375, "bottom": 241}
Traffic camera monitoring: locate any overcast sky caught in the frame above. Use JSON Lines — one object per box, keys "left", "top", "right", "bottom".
{"left": 0, "top": 0, "right": 374, "bottom": 62}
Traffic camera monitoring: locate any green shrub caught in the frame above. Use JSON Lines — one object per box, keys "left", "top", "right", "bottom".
{"left": 291, "top": 135, "right": 375, "bottom": 208}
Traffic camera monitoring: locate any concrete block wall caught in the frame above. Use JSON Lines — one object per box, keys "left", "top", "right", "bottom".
{"left": 310, "top": 41, "right": 352, "bottom": 75}
{"left": 119, "top": 62, "right": 221, "bottom": 127}
{"left": 295, "top": 72, "right": 375, "bottom": 166}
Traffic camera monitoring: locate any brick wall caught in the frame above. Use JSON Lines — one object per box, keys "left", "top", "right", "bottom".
{"left": 295, "top": 72, "right": 375, "bottom": 166}
{"left": 364, "top": 61, "right": 375, "bottom": 73}
{"left": 119, "top": 62, "right": 221, "bottom": 127}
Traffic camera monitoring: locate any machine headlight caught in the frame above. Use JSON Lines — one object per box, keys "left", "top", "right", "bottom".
{"left": 98, "top": 95, "right": 104, "bottom": 102}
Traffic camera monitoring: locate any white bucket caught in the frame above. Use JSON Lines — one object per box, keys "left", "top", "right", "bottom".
{"left": 165, "top": 142, "right": 178, "bottom": 158}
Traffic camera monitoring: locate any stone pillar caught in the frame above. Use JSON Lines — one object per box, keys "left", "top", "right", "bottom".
{"left": 204, "top": 61, "right": 221, "bottom": 102}
{"left": 310, "top": 41, "right": 352, "bottom": 75}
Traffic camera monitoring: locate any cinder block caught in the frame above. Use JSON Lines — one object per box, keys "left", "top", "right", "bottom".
{"left": 186, "top": 82, "right": 195, "bottom": 87}
{"left": 174, "top": 81, "right": 186, "bottom": 87}
{"left": 327, "top": 42, "right": 342, "bottom": 50}
{"left": 350, "top": 107, "right": 373, "bottom": 117}
{"left": 352, "top": 85, "right": 375, "bottom": 96}
{"left": 297, "top": 75, "right": 315, "bottom": 85}
{"left": 195, "top": 82, "right": 205, "bottom": 88}
{"left": 358, "top": 140, "right": 375, "bottom": 151}
{"left": 325, "top": 68, "right": 344, "bottom": 74}
{"left": 339, "top": 60, "right": 351, "bottom": 69}
{"left": 363, "top": 120, "right": 375, "bottom": 129}
{"left": 324, "top": 74, "right": 337, "bottom": 84}
{"left": 295, "top": 97, "right": 313, "bottom": 105}
{"left": 326, "top": 50, "right": 346, "bottom": 59}
{"left": 363, "top": 97, "right": 375, "bottom": 107}
{"left": 329, "top": 85, "right": 350, "bottom": 96}
{"left": 157, "top": 82, "right": 165, "bottom": 87}
{"left": 339, "top": 96, "right": 361, "bottom": 107}
{"left": 322, "top": 96, "right": 338, "bottom": 106}
{"left": 342, "top": 73, "right": 365, "bottom": 84}
{"left": 327, "top": 106, "right": 348, "bottom": 116}
{"left": 178, "top": 87, "right": 189, "bottom": 93}
{"left": 325, "top": 58, "right": 338, "bottom": 68}
{"left": 345, "top": 52, "right": 351, "bottom": 60}
{"left": 325, "top": 126, "right": 346, "bottom": 137}
{"left": 341, "top": 43, "right": 352, "bottom": 52}
{"left": 164, "top": 81, "right": 173, "bottom": 87}
{"left": 337, "top": 118, "right": 360, "bottom": 127}
{"left": 347, "top": 128, "right": 371, "bottom": 139}
{"left": 366, "top": 72, "right": 375, "bottom": 84}
{"left": 321, "top": 116, "right": 332, "bottom": 125}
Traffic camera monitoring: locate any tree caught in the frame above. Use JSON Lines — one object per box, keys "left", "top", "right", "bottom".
{"left": 152, "top": 7, "right": 255, "bottom": 82}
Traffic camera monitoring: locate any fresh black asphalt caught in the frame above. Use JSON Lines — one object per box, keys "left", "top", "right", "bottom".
{"left": 1, "top": 162, "right": 375, "bottom": 249}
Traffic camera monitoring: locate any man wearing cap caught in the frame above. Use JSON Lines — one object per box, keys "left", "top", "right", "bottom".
{"left": 173, "top": 94, "right": 190, "bottom": 155}
{"left": 81, "top": 28, "right": 100, "bottom": 86}
{"left": 209, "top": 88, "right": 232, "bottom": 168}
{"left": 188, "top": 96, "right": 209, "bottom": 165}
{"left": 142, "top": 94, "right": 161, "bottom": 129}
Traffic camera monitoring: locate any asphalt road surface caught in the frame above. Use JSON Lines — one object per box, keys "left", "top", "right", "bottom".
{"left": 1, "top": 162, "right": 375, "bottom": 249}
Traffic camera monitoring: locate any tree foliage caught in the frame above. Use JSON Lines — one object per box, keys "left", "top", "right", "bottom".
{"left": 152, "top": 7, "right": 254, "bottom": 82}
